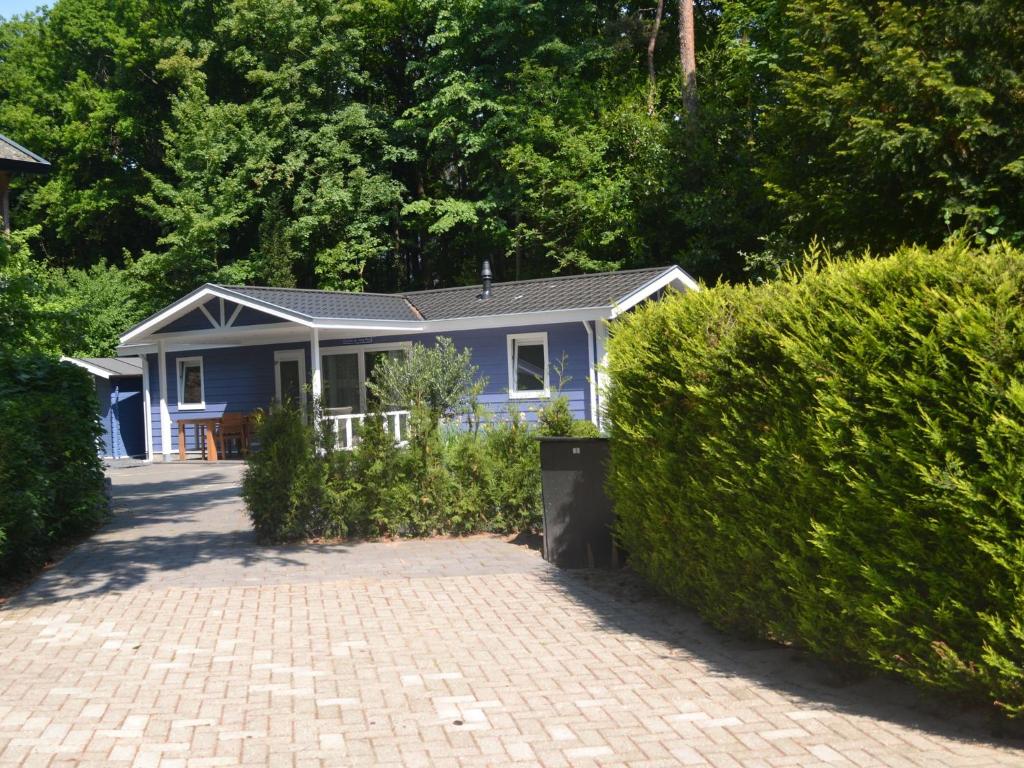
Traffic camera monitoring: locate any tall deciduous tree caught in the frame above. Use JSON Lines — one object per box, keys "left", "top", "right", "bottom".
{"left": 647, "top": 0, "right": 665, "bottom": 115}
{"left": 756, "top": 0, "right": 1024, "bottom": 264}
{"left": 678, "top": 0, "right": 697, "bottom": 115}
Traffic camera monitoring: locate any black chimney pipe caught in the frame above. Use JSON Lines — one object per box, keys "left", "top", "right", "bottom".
{"left": 480, "top": 259, "right": 493, "bottom": 299}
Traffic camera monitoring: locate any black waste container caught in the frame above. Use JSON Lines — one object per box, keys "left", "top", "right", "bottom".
{"left": 538, "top": 436, "right": 619, "bottom": 568}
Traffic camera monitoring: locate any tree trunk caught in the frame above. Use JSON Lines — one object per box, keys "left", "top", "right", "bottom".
{"left": 678, "top": 0, "right": 697, "bottom": 117}
{"left": 0, "top": 172, "right": 10, "bottom": 235}
{"left": 647, "top": 0, "right": 665, "bottom": 116}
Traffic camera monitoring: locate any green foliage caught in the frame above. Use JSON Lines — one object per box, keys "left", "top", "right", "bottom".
{"left": 241, "top": 403, "right": 319, "bottom": 543}
{"left": 242, "top": 407, "right": 542, "bottom": 542}
{"left": 754, "top": 0, "right": 1024, "bottom": 269}
{"left": 536, "top": 395, "right": 600, "bottom": 437}
{"left": 367, "top": 338, "right": 485, "bottom": 421}
{"left": 0, "top": 354, "right": 107, "bottom": 576}
{"left": 607, "top": 240, "right": 1024, "bottom": 715}
{"left": 338, "top": 411, "right": 418, "bottom": 538}
{"left": 4, "top": 0, "right": 1023, "bottom": 353}
{"left": 465, "top": 414, "right": 543, "bottom": 532}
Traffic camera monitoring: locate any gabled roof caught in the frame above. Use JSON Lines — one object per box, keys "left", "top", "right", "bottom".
{"left": 0, "top": 134, "right": 52, "bottom": 173}
{"left": 119, "top": 265, "right": 697, "bottom": 347}
{"left": 223, "top": 285, "right": 422, "bottom": 322}
{"left": 401, "top": 266, "right": 683, "bottom": 320}
{"left": 63, "top": 356, "right": 143, "bottom": 379}
{"left": 225, "top": 266, "right": 695, "bottom": 322}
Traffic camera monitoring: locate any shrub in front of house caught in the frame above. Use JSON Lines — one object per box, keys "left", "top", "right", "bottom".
{"left": 242, "top": 339, "right": 588, "bottom": 542}
{"left": 242, "top": 405, "right": 544, "bottom": 541}
{"left": 606, "top": 240, "right": 1024, "bottom": 715}
{"left": 0, "top": 354, "right": 107, "bottom": 577}
{"left": 241, "top": 401, "right": 330, "bottom": 542}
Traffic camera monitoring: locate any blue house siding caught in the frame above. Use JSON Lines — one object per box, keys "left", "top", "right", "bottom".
{"left": 444, "top": 323, "right": 591, "bottom": 423}
{"left": 233, "top": 306, "right": 289, "bottom": 327}
{"left": 155, "top": 300, "right": 288, "bottom": 334}
{"left": 157, "top": 302, "right": 217, "bottom": 334}
{"left": 146, "top": 321, "right": 594, "bottom": 457}
{"left": 147, "top": 341, "right": 312, "bottom": 454}
{"left": 95, "top": 374, "right": 145, "bottom": 458}
{"left": 317, "top": 321, "right": 592, "bottom": 422}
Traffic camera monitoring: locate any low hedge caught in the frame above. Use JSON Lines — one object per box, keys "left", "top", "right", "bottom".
{"left": 0, "top": 354, "right": 107, "bottom": 576}
{"left": 242, "top": 405, "right": 544, "bottom": 543}
{"left": 606, "top": 241, "right": 1024, "bottom": 715}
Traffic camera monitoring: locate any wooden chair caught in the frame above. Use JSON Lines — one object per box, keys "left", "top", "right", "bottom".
{"left": 217, "top": 413, "right": 250, "bottom": 459}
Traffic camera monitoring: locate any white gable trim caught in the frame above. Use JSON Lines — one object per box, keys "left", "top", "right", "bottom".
{"left": 120, "top": 267, "right": 699, "bottom": 349}
{"left": 61, "top": 356, "right": 114, "bottom": 379}
{"left": 119, "top": 285, "right": 315, "bottom": 345}
{"left": 610, "top": 266, "right": 698, "bottom": 318}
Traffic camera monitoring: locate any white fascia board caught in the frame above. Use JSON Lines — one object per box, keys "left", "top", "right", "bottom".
{"left": 414, "top": 307, "right": 611, "bottom": 334}
{"left": 118, "top": 341, "right": 255, "bottom": 356}
{"left": 610, "top": 267, "right": 699, "bottom": 318}
{"left": 126, "top": 307, "right": 611, "bottom": 350}
{"left": 61, "top": 356, "right": 113, "bottom": 379}
{"left": 310, "top": 319, "right": 426, "bottom": 332}
{"left": 121, "top": 298, "right": 620, "bottom": 354}
{"left": 123, "top": 321, "right": 312, "bottom": 348}
{"left": 212, "top": 285, "right": 319, "bottom": 326}
{"left": 119, "top": 285, "right": 314, "bottom": 345}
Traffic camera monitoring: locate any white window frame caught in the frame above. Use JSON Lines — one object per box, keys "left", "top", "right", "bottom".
{"left": 274, "top": 348, "right": 307, "bottom": 415}
{"left": 507, "top": 332, "right": 550, "bottom": 399}
{"left": 321, "top": 341, "right": 412, "bottom": 413}
{"left": 176, "top": 356, "right": 205, "bottom": 411}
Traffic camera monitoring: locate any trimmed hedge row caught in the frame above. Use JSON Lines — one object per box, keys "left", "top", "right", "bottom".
{"left": 606, "top": 241, "right": 1024, "bottom": 714}
{"left": 0, "top": 355, "right": 107, "bottom": 576}
{"left": 243, "top": 405, "right": 544, "bottom": 542}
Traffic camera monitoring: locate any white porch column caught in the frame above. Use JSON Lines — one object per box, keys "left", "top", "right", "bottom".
{"left": 141, "top": 353, "right": 154, "bottom": 461}
{"left": 310, "top": 327, "right": 322, "bottom": 406}
{"left": 582, "top": 321, "right": 598, "bottom": 427}
{"left": 595, "top": 321, "right": 610, "bottom": 431}
{"left": 158, "top": 340, "right": 171, "bottom": 459}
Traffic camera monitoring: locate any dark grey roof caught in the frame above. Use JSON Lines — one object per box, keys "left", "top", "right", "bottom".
{"left": 214, "top": 267, "right": 679, "bottom": 323}
{"left": 65, "top": 357, "right": 143, "bottom": 377}
{"left": 402, "top": 266, "right": 675, "bottom": 319}
{"left": 0, "top": 134, "right": 52, "bottom": 173}
{"left": 221, "top": 285, "right": 422, "bottom": 322}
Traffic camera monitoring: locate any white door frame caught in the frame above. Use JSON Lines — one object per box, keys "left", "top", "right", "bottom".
{"left": 274, "top": 348, "right": 307, "bottom": 414}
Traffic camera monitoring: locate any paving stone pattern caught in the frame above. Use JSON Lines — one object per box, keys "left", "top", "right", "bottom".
{"left": 1, "top": 463, "right": 1022, "bottom": 767}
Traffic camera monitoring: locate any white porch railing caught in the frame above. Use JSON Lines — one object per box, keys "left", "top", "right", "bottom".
{"left": 324, "top": 410, "right": 410, "bottom": 451}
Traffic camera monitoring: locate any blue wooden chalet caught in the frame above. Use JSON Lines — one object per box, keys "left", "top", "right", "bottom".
{"left": 116, "top": 265, "right": 697, "bottom": 461}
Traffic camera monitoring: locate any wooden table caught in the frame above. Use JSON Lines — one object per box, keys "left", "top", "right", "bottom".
{"left": 176, "top": 417, "right": 221, "bottom": 461}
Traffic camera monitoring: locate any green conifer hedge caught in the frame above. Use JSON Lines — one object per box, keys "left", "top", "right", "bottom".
{"left": 606, "top": 241, "right": 1024, "bottom": 714}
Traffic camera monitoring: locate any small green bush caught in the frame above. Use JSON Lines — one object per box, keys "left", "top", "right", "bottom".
{"left": 244, "top": 406, "right": 543, "bottom": 541}
{"left": 368, "top": 337, "right": 485, "bottom": 420}
{"left": 242, "top": 403, "right": 319, "bottom": 542}
{"left": 476, "top": 416, "right": 543, "bottom": 531}
{"left": 0, "top": 354, "right": 107, "bottom": 576}
{"left": 606, "top": 240, "right": 1024, "bottom": 715}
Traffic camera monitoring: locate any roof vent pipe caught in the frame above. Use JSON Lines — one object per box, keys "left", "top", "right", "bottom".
{"left": 480, "top": 259, "right": 493, "bottom": 299}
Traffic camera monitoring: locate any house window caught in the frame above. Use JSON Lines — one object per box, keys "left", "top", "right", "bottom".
{"left": 176, "top": 356, "right": 205, "bottom": 410}
{"left": 321, "top": 344, "right": 409, "bottom": 414}
{"left": 507, "top": 333, "right": 549, "bottom": 399}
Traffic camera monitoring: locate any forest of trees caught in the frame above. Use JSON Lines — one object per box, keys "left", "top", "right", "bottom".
{"left": 1, "top": 0, "right": 1022, "bottom": 355}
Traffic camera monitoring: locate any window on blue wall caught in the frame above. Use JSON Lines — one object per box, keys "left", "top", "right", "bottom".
{"left": 176, "top": 356, "right": 205, "bottom": 410}
{"left": 507, "top": 333, "right": 549, "bottom": 399}
{"left": 322, "top": 346, "right": 409, "bottom": 414}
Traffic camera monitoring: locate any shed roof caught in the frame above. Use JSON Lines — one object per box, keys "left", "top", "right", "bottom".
{"left": 63, "top": 356, "right": 143, "bottom": 379}
{"left": 0, "top": 134, "right": 52, "bottom": 173}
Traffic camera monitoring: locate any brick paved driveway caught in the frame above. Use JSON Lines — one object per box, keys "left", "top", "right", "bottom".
{"left": 1, "top": 464, "right": 1022, "bottom": 767}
